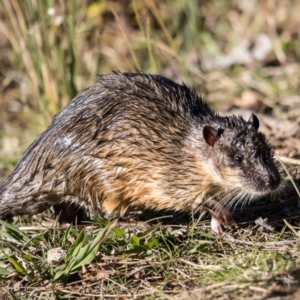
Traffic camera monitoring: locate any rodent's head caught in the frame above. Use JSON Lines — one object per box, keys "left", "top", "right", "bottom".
{"left": 203, "top": 113, "right": 280, "bottom": 196}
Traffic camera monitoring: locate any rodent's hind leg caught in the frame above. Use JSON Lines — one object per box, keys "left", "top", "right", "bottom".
{"left": 53, "top": 203, "right": 89, "bottom": 225}
{"left": 204, "top": 200, "right": 236, "bottom": 234}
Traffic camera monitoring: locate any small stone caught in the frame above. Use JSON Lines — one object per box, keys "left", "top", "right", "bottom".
{"left": 47, "top": 247, "right": 66, "bottom": 265}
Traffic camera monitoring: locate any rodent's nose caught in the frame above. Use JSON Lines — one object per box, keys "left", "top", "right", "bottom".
{"left": 264, "top": 174, "right": 280, "bottom": 188}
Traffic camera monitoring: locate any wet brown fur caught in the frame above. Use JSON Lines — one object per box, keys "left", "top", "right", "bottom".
{"left": 0, "top": 72, "right": 281, "bottom": 225}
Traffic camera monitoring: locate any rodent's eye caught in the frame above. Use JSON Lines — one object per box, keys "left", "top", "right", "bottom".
{"left": 234, "top": 154, "right": 243, "bottom": 164}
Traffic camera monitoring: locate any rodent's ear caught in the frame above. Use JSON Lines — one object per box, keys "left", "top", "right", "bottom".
{"left": 248, "top": 113, "right": 259, "bottom": 131}
{"left": 203, "top": 126, "right": 220, "bottom": 147}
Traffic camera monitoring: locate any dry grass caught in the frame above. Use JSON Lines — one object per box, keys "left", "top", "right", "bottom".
{"left": 1, "top": 213, "right": 300, "bottom": 299}
{"left": 0, "top": 0, "right": 300, "bottom": 299}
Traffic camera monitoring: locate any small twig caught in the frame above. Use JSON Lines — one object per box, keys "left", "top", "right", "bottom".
{"left": 179, "top": 258, "right": 222, "bottom": 270}
{"left": 276, "top": 155, "right": 300, "bottom": 166}
{"left": 277, "top": 157, "right": 300, "bottom": 197}
{"left": 283, "top": 219, "right": 300, "bottom": 238}
{"left": 224, "top": 236, "right": 300, "bottom": 247}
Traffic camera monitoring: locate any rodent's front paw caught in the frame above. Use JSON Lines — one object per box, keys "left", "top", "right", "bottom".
{"left": 211, "top": 216, "right": 224, "bottom": 234}
{"left": 213, "top": 209, "right": 236, "bottom": 227}
{"left": 210, "top": 208, "right": 236, "bottom": 234}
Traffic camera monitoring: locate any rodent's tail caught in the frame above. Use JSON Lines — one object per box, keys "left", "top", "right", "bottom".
{"left": 0, "top": 124, "right": 63, "bottom": 219}
{"left": 0, "top": 179, "right": 55, "bottom": 219}
{"left": 0, "top": 178, "right": 64, "bottom": 220}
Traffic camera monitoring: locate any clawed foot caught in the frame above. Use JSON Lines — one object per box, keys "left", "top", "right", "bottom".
{"left": 205, "top": 200, "right": 236, "bottom": 234}
{"left": 210, "top": 212, "right": 235, "bottom": 234}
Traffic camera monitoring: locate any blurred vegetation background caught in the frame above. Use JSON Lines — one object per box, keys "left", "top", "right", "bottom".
{"left": 1, "top": 2, "right": 300, "bottom": 298}
{"left": 0, "top": 0, "right": 300, "bottom": 181}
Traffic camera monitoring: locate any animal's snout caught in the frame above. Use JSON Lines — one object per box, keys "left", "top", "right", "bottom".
{"left": 264, "top": 173, "right": 280, "bottom": 189}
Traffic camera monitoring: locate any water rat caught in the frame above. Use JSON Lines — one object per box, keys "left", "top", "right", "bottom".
{"left": 0, "top": 72, "right": 281, "bottom": 233}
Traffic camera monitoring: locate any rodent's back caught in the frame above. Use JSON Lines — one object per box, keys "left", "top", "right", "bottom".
{"left": 0, "top": 72, "right": 280, "bottom": 220}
